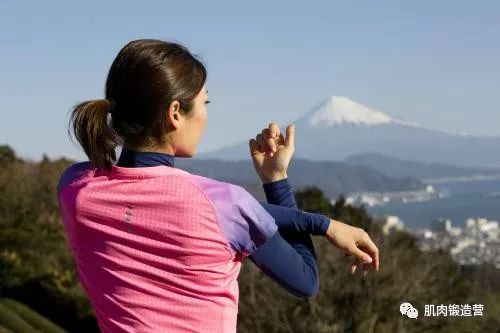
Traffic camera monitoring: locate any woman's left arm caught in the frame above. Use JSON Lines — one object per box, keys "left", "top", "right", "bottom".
{"left": 247, "top": 123, "right": 321, "bottom": 296}
{"left": 248, "top": 122, "right": 296, "bottom": 211}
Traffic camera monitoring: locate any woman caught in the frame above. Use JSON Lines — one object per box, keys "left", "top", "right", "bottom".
{"left": 57, "top": 39, "right": 379, "bottom": 333}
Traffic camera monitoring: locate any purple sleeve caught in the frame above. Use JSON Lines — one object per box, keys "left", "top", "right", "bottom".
{"left": 188, "top": 176, "right": 278, "bottom": 256}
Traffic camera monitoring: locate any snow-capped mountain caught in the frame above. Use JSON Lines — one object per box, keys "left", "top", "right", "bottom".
{"left": 198, "top": 96, "right": 500, "bottom": 168}
{"left": 307, "top": 96, "right": 410, "bottom": 127}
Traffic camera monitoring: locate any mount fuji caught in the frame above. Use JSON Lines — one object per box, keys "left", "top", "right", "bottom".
{"left": 198, "top": 96, "right": 500, "bottom": 168}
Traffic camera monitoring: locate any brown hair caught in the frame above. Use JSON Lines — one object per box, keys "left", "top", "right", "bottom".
{"left": 68, "top": 39, "right": 207, "bottom": 169}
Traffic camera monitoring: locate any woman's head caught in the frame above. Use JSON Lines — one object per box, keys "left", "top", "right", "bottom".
{"left": 69, "top": 39, "right": 208, "bottom": 169}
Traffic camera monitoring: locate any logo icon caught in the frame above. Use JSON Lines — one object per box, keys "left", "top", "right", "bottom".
{"left": 400, "top": 302, "right": 419, "bottom": 319}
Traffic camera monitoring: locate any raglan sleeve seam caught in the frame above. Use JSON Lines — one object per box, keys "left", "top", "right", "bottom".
{"left": 181, "top": 175, "right": 238, "bottom": 260}
{"left": 227, "top": 183, "right": 278, "bottom": 256}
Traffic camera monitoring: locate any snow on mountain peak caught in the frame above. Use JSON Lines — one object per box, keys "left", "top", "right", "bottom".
{"left": 308, "top": 96, "right": 398, "bottom": 127}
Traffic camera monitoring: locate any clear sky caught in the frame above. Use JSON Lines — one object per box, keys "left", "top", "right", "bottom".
{"left": 1, "top": 1, "right": 499, "bottom": 161}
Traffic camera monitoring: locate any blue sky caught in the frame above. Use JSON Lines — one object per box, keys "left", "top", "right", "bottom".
{"left": 1, "top": 1, "right": 499, "bottom": 161}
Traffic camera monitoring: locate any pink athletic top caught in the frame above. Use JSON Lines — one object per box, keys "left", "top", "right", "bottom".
{"left": 57, "top": 162, "right": 278, "bottom": 333}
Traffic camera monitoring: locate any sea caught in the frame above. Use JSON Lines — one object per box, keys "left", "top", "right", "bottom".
{"left": 366, "top": 178, "right": 500, "bottom": 231}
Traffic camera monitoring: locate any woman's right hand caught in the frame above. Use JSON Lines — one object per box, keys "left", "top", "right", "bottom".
{"left": 325, "top": 219, "right": 380, "bottom": 275}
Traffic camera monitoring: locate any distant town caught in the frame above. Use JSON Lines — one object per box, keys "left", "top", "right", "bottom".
{"left": 345, "top": 185, "right": 447, "bottom": 207}
{"left": 382, "top": 215, "right": 500, "bottom": 269}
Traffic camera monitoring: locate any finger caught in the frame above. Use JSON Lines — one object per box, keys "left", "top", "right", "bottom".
{"left": 359, "top": 234, "right": 380, "bottom": 271}
{"left": 256, "top": 133, "right": 266, "bottom": 151}
{"left": 350, "top": 258, "right": 358, "bottom": 274}
{"left": 285, "top": 124, "right": 295, "bottom": 148}
{"left": 262, "top": 128, "right": 276, "bottom": 153}
{"left": 362, "top": 260, "right": 370, "bottom": 275}
{"left": 349, "top": 244, "right": 373, "bottom": 264}
{"left": 248, "top": 139, "right": 262, "bottom": 156}
{"left": 268, "top": 122, "right": 280, "bottom": 140}
{"left": 277, "top": 133, "right": 285, "bottom": 146}
{"left": 358, "top": 245, "right": 378, "bottom": 273}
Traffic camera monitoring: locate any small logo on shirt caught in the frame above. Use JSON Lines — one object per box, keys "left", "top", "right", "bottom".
{"left": 124, "top": 205, "right": 133, "bottom": 232}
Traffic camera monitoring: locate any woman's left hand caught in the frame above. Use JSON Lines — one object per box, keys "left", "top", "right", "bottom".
{"left": 248, "top": 122, "right": 295, "bottom": 183}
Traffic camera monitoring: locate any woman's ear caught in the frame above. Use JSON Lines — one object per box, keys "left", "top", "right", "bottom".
{"left": 167, "top": 100, "right": 182, "bottom": 130}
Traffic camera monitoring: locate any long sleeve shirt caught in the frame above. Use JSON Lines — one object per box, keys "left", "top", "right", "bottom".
{"left": 57, "top": 148, "right": 330, "bottom": 333}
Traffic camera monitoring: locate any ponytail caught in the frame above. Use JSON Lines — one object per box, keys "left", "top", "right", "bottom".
{"left": 68, "top": 99, "right": 120, "bottom": 169}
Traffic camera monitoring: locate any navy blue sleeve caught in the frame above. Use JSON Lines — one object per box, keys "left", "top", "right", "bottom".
{"left": 258, "top": 202, "right": 330, "bottom": 235}
{"left": 260, "top": 178, "right": 330, "bottom": 235}
{"left": 249, "top": 231, "right": 319, "bottom": 297}
{"left": 262, "top": 178, "right": 298, "bottom": 208}
{"left": 248, "top": 178, "right": 327, "bottom": 298}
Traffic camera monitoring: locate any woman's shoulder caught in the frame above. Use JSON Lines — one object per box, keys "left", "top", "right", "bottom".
{"left": 57, "top": 161, "right": 93, "bottom": 195}
{"left": 182, "top": 173, "right": 257, "bottom": 209}
{"left": 184, "top": 173, "right": 243, "bottom": 193}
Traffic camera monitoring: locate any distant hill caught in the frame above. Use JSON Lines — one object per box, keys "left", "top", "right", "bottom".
{"left": 199, "top": 96, "right": 500, "bottom": 168}
{"left": 175, "top": 157, "right": 424, "bottom": 198}
{"left": 344, "top": 152, "right": 500, "bottom": 180}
